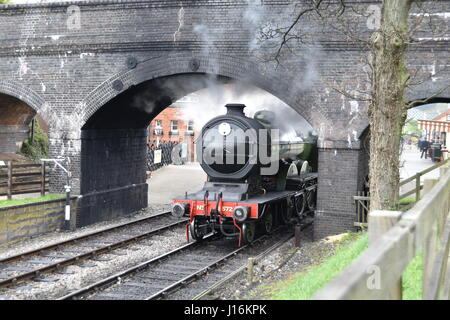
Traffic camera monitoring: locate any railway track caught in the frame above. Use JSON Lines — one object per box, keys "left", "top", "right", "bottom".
{"left": 0, "top": 211, "right": 187, "bottom": 291}
{"left": 59, "top": 223, "right": 307, "bottom": 300}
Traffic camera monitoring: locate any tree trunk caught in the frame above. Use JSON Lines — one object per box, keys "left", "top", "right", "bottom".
{"left": 368, "top": 0, "right": 413, "bottom": 210}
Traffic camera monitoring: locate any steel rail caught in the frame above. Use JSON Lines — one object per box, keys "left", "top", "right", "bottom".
{"left": 145, "top": 226, "right": 288, "bottom": 300}
{"left": 60, "top": 230, "right": 273, "bottom": 300}
{"left": 0, "top": 211, "right": 171, "bottom": 265}
{"left": 0, "top": 215, "right": 187, "bottom": 288}
{"left": 60, "top": 226, "right": 298, "bottom": 301}
{"left": 58, "top": 236, "right": 211, "bottom": 300}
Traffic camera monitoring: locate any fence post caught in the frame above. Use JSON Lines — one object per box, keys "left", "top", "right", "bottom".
{"left": 415, "top": 173, "right": 421, "bottom": 202}
{"left": 40, "top": 162, "right": 46, "bottom": 196}
{"left": 422, "top": 178, "right": 439, "bottom": 298}
{"left": 7, "top": 161, "right": 12, "bottom": 200}
{"left": 368, "top": 210, "right": 402, "bottom": 299}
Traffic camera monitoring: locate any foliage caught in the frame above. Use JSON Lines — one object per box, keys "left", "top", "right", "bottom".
{"left": 0, "top": 0, "right": 11, "bottom": 4}
{"left": 402, "top": 120, "right": 423, "bottom": 141}
{"left": 0, "top": 194, "right": 65, "bottom": 208}
{"left": 19, "top": 119, "right": 49, "bottom": 162}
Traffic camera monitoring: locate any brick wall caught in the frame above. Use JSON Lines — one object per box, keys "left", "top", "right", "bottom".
{"left": 314, "top": 146, "right": 367, "bottom": 239}
{"left": 76, "top": 128, "right": 148, "bottom": 226}
{"left": 0, "top": 125, "right": 29, "bottom": 153}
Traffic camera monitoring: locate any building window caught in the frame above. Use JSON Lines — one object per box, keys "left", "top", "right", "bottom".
{"left": 187, "top": 120, "right": 194, "bottom": 132}
{"left": 447, "top": 114, "right": 450, "bottom": 122}
{"left": 170, "top": 120, "right": 178, "bottom": 133}
{"left": 153, "top": 119, "right": 163, "bottom": 135}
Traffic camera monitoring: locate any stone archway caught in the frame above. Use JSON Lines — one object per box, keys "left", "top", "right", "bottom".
{"left": 0, "top": 82, "right": 49, "bottom": 154}
{"left": 75, "top": 53, "right": 329, "bottom": 131}
{"left": 75, "top": 66, "right": 320, "bottom": 226}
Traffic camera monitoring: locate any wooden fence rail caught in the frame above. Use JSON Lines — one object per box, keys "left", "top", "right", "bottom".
{"left": 0, "top": 161, "right": 49, "bottom": 199}
{"left": 354, "top": 159, "right": 449, "bottom": 228}
{"left": 314, "top": 162, "right": 450, "bottom": 300}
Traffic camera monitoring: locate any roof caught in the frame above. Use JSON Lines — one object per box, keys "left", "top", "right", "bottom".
{"left": 433, "top": 109, "right": 450, "bottom": 121}
{"left": 408, "top": 103, "right": 450, "bottom": 120}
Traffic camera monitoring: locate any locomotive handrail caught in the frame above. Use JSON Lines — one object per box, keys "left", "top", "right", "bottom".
{"left": 315, "top": 163, "right": 450, "bottom": 300}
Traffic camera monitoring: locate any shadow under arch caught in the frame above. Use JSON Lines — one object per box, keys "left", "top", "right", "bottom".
{"left": 0, "top": 80, "right": 47, "bottom": 115}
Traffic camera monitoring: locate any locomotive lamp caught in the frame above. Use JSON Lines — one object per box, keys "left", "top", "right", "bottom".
{"left": 233, "top": 206, "right": 250, "bottom": 222}
{"left": 172, "top": 202, "right": 189, "bottom": 218}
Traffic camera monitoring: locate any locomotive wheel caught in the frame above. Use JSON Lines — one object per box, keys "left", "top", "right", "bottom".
{"left": 262, "top": 211, "right": 273, "bottom": 233}
{"left": 306, "top": 189, "right": 317, "bottom": 211}
{"left": 295, "top": 193, "right": 306, "bottom": 217}
{"left": 189, "top": 218, "right": 204, "bottom": 241}
{"left": 242, "top": 223, "right": 256, "bottom": 244}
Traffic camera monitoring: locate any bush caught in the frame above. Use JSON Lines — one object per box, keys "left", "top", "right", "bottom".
{"left": 19, "top": 119, "right": 49, "bottom": 162}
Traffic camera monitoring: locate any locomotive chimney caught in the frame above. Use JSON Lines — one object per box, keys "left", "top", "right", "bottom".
{"left": 225, "top": 103, "right": 246, "bottom": 116}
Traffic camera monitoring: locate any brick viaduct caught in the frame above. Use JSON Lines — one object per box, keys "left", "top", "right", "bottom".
{"left": 0, "top": 0, "right": 448, "bottom": 238}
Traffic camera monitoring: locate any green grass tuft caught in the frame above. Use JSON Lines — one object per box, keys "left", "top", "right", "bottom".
{"left": 397, "top": 196, "right": 416, "bottom": 206}
{"left": 0, "top": 194, "right": 65, "bottom": 208}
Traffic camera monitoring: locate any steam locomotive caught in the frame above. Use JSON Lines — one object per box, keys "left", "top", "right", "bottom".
{"left": 172, "top": 104, "right": 318, "bottom": 246}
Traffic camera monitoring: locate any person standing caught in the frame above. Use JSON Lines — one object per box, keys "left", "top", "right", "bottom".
{"left": 421, "top": 139, "right": 429, "bottom": 159}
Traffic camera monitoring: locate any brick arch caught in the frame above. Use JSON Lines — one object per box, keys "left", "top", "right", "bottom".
{"left": 75, "top": 52, "right": 329, "bottom": 130}
{"left": 0, "top": 80, "right": 52, "bottom": 125}
{"left": 0, "top": 80, "right": 47, "bottom": 113}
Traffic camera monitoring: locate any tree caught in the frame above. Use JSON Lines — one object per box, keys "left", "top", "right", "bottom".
{"left": 368, "top": 0, "right": 413, "bottom": 210}
{"left": 255, "top": 0, "right": 448, "bottom": 211}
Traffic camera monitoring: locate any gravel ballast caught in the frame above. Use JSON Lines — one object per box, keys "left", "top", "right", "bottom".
{"left": 0, "top": 204, "right": 186, "bottom": 300}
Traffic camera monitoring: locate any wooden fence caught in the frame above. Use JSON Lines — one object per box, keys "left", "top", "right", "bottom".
{"left": 354, "top": 159, "right": 449, "bottom": 228}
{"left": 314, "top": 162, "right": 450, "bottom": 299}
{"left": 0, "top": 162, "right": 49, "bottom": 199}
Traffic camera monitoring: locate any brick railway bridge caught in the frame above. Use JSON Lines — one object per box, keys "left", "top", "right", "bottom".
{"left": 0, "top": 0, "right": 448, "bottom": 238}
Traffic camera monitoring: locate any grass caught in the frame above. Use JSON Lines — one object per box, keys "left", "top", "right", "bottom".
{"left": 397, "top": 196, "right": 416, "bottom": 206}
{"left": 269, "top": 232, "right": 369, "bottom": 300}
{"left": 402, "top": 252, "right": 423, "bottom": 300}
{"left": 259, "top": 230, "right": 423, "bottom": 300}
{"left": 0, "top": 194, "right": 65, "bottom": 208}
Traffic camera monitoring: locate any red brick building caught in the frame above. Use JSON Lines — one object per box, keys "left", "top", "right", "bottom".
{"left": 418, "top": 108, "right": 450, "bottom": 157}
{"left": 147, "top": 103, "right": 198, "bottom": 161}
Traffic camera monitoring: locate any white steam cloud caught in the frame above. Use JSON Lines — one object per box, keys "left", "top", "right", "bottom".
{"left": 173, "top": 82, "right": 314, "bottom": 141}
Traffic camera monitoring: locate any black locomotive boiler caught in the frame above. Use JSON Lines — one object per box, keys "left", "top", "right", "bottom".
{"left": 172, "top": 103, "right": 318, "bottom": 246}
